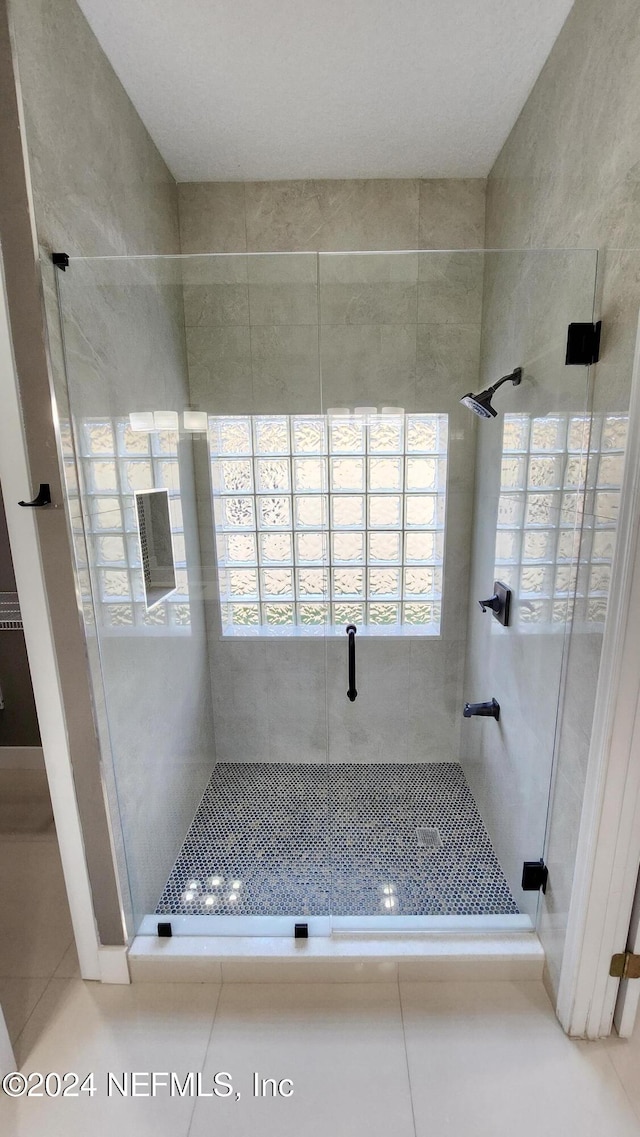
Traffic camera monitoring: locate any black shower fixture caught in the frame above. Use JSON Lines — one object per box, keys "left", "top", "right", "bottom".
{"left": 463, "top": 699, "right": 501, "bottom": 721}
{"left": 460, "top": 366, "right": 523, "bottom": 419}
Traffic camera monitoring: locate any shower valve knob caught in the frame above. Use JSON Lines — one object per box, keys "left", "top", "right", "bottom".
{"left": 478, "top": 581, "right": 511, "bottom": 627}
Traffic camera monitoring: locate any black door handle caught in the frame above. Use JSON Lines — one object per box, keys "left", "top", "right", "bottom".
{"left": 18, "top": 483, "right": 51, "bottom": 507}
{"left": 346, "top": 624, "right": 357, "bottom": 702}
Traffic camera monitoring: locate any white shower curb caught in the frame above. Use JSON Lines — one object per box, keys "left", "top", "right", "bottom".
{"left": 127, "top": 931, "right": 544, "bottom": 983}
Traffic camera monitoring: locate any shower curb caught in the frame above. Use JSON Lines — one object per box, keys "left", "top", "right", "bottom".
{"left": 127, "top": 932, "right": 544, "bottom": 984}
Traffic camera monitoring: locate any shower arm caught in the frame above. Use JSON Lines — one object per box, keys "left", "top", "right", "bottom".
{"left": 486, "top": 367, "right": 523, "bottom": 397}
{"left": 488, "top": 370, "right": 522, "bottom": 397}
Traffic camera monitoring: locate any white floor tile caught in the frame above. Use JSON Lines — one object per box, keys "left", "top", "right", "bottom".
{"left": 0, "top": 839, "right": 73, "bottom": 977}
{"left": 0, "top": 977, "right": 49, "bottom": 1044}
{"left": 189, "top": 981, "right": 415, "bottom": 1137}
{"left": 605, "top": 1017, "right": 640, "bottom": 1124}
{"left": 0, "top": 979, "right": 220, "bottom": 1137}
{"left": 401, "top": 980, "right": 640, "bottom": 1137}
{"left": 53, "top": 942, "right": 80, "bottom": 979}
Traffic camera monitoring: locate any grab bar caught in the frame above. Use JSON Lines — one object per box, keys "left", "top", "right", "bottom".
{"left": 346, "top": 624, "right": 357, "bottom": 702}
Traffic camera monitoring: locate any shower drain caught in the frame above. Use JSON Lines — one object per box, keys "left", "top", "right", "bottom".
{"left": 416, "top": 826, "right": 443, "bottom": 849}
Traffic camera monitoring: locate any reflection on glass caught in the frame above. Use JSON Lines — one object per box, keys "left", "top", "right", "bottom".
{"left": 495, "top": 412, "right": 628, "bottom": 628}
{"left": 135, "top": 489, "right": 177, "bottom": 610}
{"left": 210, "top": 412, "right": 449, "bottom": 636}
{"left": 62, "top": 417, "right": 191, "bottom": 633}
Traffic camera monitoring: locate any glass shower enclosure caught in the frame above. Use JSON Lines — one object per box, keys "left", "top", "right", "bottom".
{"left": 51, "top": 246, "right": 603, "bottom": 937}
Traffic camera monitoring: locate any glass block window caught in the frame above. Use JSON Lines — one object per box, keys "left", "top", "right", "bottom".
{"left": 210, "top": 413, "right": 448, "bottom": 636}
{"left": 71, "top": 417, "right": 191, "bottom": 633}
{"left": 495, "top": 412, "right": 627, "bottom": 628}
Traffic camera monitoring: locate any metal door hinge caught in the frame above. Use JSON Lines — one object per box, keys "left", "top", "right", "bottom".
{"left": 610, "top": 952, "right": 640, "bottom": 979}
{"left": 522, "top": 859, "right": 548, "bottom": 894}
{"left": 52, "top": 252, "right": 69, "bottom": 271}
{"left": 565, "top": 321, "right": 601, "bottom": 365}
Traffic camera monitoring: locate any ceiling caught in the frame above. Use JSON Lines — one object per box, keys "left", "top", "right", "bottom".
{"left": 76, "top": 0, "right": 573, "bottom": 182}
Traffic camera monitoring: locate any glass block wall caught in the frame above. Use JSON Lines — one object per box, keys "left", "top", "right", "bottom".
{"left": 495, "top": 411, "right": 627, "bottom": 627}
{"left": 210, "top": 411, "right": 448, "bottom": 636}
{"left": 72, "top": 417, "right": 191, "bottom": 632}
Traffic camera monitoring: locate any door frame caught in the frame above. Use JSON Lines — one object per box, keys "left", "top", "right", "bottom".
{"left": 557, "top": 309, "right": 640, "bottom": 1038}
{"left": 0, "top": 256, "right": 103, "bottom": 979}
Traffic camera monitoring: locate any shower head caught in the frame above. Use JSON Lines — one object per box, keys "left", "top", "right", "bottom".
{"left": 460, "top": 367, "right": 523, "bottom": 419}
{"left": 460, "top": 390, "right": 498, "bottom": 418}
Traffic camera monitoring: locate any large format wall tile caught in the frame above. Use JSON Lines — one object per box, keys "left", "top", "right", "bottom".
{"left": 416, "top": 323, "right": 482, "bottom": 409}
{"left": 10, "top": 0, "right": 179, "bottom": 257}
{"left": 418, "top": 251, "right": 484, "bottom": 325}
{"left": 319, "top": 251, "right": 418, "bottom": 325}
{"left": 481, "top": 0, "right": 640, "bottom": 994}
{"left": 244, "top": 179, "right": 420, "bottom": 252}
{"left": 178, "top": 182, "right": 247, "bottom": 253}
{"left": 11, "top": 0, "right": 218, "bottom": 932}
{"left": 320, "top": 323, "right": 417, "bottom": 411}
{"left": 251, "top": 324, "right": 321, "bottom": 413}
{"left": 178, "top": 178, "right": 489, "bottom": 258}
{"left": 418, "top": 179, "right": 486, "bottom": 250}
{"left": 184, "top": 237, "right": 483, "bottom": 770}
{"left": 182, "top": 255, "right": 250, "bottom": 327}
{"left": 248, "top": 253, "right": 318, "bottom": 326}
{"left": 187, "top": 325, "right": 253, "bottom": 413}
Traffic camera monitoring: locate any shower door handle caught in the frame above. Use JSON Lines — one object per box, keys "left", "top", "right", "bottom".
{"left": 346, "top": 624, "right": 357, "bottom": 702}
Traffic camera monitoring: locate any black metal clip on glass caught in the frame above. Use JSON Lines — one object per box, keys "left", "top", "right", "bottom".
{"left": 346, "top": 624, "right": 357, "bottom": 702}
{"left": 18, "top": 483, "right": 51, "bottom": 507}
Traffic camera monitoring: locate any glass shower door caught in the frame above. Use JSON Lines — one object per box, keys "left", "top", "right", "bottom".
{"left": 319, "top": 248, "right": 600, "bottom": 931}
{"left": 55, "top": 251, "right": 332, "bottom": 936}
{"left": 52, "top": 245, "right": 601, "bottom": 938}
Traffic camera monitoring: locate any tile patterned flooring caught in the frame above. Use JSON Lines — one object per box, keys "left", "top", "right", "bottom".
{"left": 157, "top": 762, "right": 518, "bottom": 917}
{"left": 5, "top": 775, "right": 640, "bottom": 1137}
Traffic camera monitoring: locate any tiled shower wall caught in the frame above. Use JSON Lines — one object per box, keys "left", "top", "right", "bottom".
{"left": 9, "top": 0, "right": 217, "bottom": 926}
{"left": 177, "top": 180, "right": 486, "bottom": 764}
{"left": 461, "top": 248, "right": 598, "bottom": 922}
{"left": 471, "top": 0, "right": 640, "bottom": 992}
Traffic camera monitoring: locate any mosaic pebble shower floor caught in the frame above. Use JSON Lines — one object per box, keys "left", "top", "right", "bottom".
{"left": 156, "top": 762, "right": 518, "bottom": 917}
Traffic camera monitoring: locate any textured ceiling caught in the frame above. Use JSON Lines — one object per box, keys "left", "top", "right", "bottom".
{"left": 76, "top": 0, "right": 573, "bottom": 181}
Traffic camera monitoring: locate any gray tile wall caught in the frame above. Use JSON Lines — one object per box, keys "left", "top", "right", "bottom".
{"left": 476, "top": 0, "right": 640, "bottom": 992}
{"left": 177, "top": 183, "right": 486, "bottom": 765}
{"left": 178, "top": 179, "right": 486, "bottom": 253}
{"left": 9, "top": 0, "right": 217, "bottom": 930}
{"left": 461, "top": 248, "right": 598, "bottom": 924}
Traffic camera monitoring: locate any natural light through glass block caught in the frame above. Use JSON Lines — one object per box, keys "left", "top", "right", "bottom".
{"left": 294, "top": 457, "right": 327, "bottom": 492}
{"left": 332, "top": 532, "right": 365, "bottom": 563}
{"left": 254, "top": 416, "right": 289, "bottom": 455}
{"left": 495, "top": 411, "right": 628, "bottom": 629}
{"left": 210, "top": 412, "right": 448, "bottom": 635}
{"left": 295, "top": 532, "right": 328, "bottom": 564}
{"left": 329, "top": 416, "right": 365, "bottom": 454}
{"left": 256, "top": 458, "right": 290, "bottom": 493}
{"left": 332, "top": 496, "right": 365, "bottom": 528}
{"left": 293, "top": 416, "right": 326, "bottom": 454}
{"left": 79, "top": 418, "right": 188, "bottom": 632}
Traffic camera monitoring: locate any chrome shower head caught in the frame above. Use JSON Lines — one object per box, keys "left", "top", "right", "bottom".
{"left": 460, "top": 367, "right": 523, "bottom": 419}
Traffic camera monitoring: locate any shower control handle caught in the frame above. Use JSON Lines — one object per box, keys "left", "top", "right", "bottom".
{"left": 478, "top": 580, "right": 511, "bottom": 627}
{"left": 346, "top": 624, "right": 357, "bottom": 702}
{"left": 479, "top": 595, "right": 501, "bottom": 614}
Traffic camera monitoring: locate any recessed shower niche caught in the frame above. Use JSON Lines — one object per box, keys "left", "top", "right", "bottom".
{"left": 135, "top": 488, "right": 177, "bottom": 609}
{"left": 53, "top": 247, "right": 602, "bottom": 936}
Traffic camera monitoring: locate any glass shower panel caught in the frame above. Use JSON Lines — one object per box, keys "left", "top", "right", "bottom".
{"left": 472, "top": 248, "right": 599, "bottom": 923}
{"left": 319, "top": 249, "right": 598, "bottom": 928}
{"left": 55, "top": 252, "right": 330, "bottom": 935}
{"left": 53, "top": 246, "right": 599, "bottom": 938}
